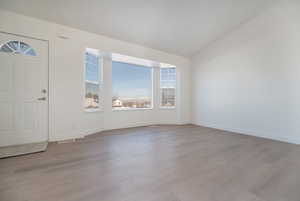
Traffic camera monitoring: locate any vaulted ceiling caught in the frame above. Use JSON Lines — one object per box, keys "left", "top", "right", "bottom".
{"left": 0, "top": 0, "right": 275, "bottom": 57}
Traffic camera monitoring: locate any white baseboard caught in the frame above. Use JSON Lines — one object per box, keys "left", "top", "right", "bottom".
{"left": 82, "top": 122, "right": 192, "bottom": 138}
{"left": 192, "top": 121, "right": 300, "bottom": 145}
{"left": 83, "top": 128, "right": 104, "bottom": 136}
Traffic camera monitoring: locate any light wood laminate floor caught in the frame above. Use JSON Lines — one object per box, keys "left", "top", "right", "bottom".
{"left": 1, "top": 125, "right": 300, "bottom": 201}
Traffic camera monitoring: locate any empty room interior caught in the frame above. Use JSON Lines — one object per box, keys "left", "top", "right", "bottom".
{"left": 1, "top": 0, "right": 300, "bottom": 200}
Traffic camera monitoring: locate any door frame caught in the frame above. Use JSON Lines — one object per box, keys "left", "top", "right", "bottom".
{"left": 0, "top": 31, "right": 50, "bottom": 143}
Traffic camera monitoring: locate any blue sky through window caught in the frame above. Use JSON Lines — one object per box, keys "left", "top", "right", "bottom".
{"left": 85, "top": 52, "right": 100, "bottom": 82}
{"left": 112, "top": 61, "right": 152, "bottom": 99}
{"left": 160, "top": 68, "right": 176, "bottom": 88}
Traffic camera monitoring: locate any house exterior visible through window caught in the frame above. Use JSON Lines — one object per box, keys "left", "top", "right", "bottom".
{"left": 160, "top": 67, "right": 176, "bottom": 108}
{"left": 112, "top": 61, "right": 153, "bottom": 110}
{"left": 84, "top": 48, "right": 102, "bottom": 111}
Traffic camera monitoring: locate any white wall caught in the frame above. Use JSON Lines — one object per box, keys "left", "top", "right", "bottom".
{"left": 191, "top": 0, "right": 300, "bottom": 144}
{"left": 0, "top": 9, "right": 191, "bottom": 142}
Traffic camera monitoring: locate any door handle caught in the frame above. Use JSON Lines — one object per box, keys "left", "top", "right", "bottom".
{"left": 37, "top": 97, "right": 47, "bottom": 101}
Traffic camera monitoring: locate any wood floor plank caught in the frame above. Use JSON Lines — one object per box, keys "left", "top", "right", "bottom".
{"left": 0, "top": 125, "right": 299, "bottom": 201}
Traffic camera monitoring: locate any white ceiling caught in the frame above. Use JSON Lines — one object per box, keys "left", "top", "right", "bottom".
{"left": 0, "top": 0, "right": 275, "bottom": 57}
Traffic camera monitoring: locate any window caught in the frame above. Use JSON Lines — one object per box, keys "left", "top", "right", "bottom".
{"left": 160, "top": 67, "right": 176, "bottom": 108}
{"left": 0, "top": 40, "right": 36, "bottom": 56}
{"left": 84, "top": 48, "right": 102, "bottom": 111}
{"left": 112, "top": 61, "right": 152, "bottom": 110}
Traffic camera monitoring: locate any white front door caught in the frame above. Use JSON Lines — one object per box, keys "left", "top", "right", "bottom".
{"left": 0, "top": 32, "right": 48, "bottom": 147}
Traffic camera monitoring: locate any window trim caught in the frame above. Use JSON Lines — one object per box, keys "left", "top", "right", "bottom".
{"left": 111, "top": 60, "right": 154, "bottom": 111}
{"left": 159, "top": 67, "right": 177, "bottom": 109}
{"left": 83, "top": 48, "right": 103, "bottom": 112}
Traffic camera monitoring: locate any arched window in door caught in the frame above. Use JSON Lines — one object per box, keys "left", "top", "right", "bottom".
{"left": 0, "top": 40, "right": 37, "bottom": 56}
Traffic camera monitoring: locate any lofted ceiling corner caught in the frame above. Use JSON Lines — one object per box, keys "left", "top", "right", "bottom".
{"left": 0, "top": 0, "right": 276, "bottom": 57}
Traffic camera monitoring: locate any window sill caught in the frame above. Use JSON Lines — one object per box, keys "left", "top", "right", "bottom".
{"left": 160, "top": 107, "right": 176, "bottom": 110}
{"left": 84, "top": 108, "right": 103, "bottom": 113}
{"left": 112, "top": 107, "right": 153, "bottom": 111}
